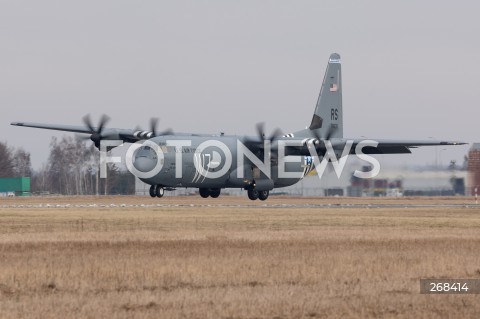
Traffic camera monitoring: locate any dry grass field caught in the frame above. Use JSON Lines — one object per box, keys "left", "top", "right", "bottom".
{"left": 0, "top": 196, "right": 479, "bottom": 318}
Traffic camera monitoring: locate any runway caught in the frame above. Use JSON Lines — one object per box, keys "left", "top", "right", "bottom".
{"left": 2, "top": 201, "right": 479, "bottom": 209}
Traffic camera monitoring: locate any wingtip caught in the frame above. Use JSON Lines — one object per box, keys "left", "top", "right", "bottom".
{"left": 10, "top": 122, "right": 23, "bottom": 126}
{"left": 440, "top": 141, "right": 468, "bottom": 145}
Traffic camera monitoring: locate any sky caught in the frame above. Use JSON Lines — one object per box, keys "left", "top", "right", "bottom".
{"left": 1, "top": 1, "right": 479, "bottom": 169}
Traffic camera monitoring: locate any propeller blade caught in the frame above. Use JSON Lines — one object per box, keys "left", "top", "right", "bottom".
{"left": 75, "top": 133, "right": 92, "bottom": 141}
{"left": 268, "top": 128, "right": 283, "bottom": 142}
{"left": 96, "top": 114, "right": 110, "bottom": 134}
{"left": 150, "top": 117, "right": 159, "bottom": 136}
{"left": 325, "top": 126, "right": 337, "bottom": 140}
{"left": 82, "top": 114, "right": 95, "bottom": 133}
{"left": 256, "top": 122, "right": 265, "bottom": 139}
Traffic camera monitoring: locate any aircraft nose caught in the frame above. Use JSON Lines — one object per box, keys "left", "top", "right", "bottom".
{"left": 133, "top": 148, "right": 158, "bottom": 172}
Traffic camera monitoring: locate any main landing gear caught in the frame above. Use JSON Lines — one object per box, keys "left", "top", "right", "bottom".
{"left": 199, "top": 188, "right": 221, "bottom": 198}
{"left": 247, "top": 189, "right": 269, "bottom": 201}
{"left": 149, "top": 185, "right": 269, "bottom": 201}
{"left": 149, "top": 185, "right": 164, "bottom": 198}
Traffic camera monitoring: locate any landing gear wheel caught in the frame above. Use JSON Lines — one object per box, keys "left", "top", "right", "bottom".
{"left": 155, "top": 186, "right": 164, "bottom": 198}
{"left": 258, "top": 190, "right": 269, "bottom": 201}
{"left": 247, "top": 189, "right": 259, "bottom": 200}
{"left": 199, "top": 188, "right": 210, "bottom": 198}
{"left": 210, "top": 188, "right": 221, "bottom": 198}
{"left": 149, "top": 185, "right": 156, "bottom": 198}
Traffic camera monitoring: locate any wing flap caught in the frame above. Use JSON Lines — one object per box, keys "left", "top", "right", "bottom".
{"left": 358, "top": 145, "right": 412, "bottom": 154}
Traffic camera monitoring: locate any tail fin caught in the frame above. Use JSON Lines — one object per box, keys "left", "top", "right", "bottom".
{"left": 299, "top": 53, "right": 343, "bottom": 139}
{"left": 310, "top": 53, "right": 343, "bottom": 138}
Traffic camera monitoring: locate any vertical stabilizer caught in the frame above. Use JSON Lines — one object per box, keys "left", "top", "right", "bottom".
{"left": 308, "top": 53, "right": 343, "bottom": 138}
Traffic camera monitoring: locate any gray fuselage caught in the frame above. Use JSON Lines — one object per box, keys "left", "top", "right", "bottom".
{"left": 133, "top": 135, "right": 313, "bottom": 190}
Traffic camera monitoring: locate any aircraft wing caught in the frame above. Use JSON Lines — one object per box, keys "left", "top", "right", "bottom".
{"left": 11, "top": 122, "right": 93, "bottom": 134}
{"left": 10, "top": 121, "right": 168, "bottom": 146}
{"left": 281, "top": 138, "right": 466, "bottom": 156}
{"left": 349, "top": 138, "right": 466, "bottom": 155}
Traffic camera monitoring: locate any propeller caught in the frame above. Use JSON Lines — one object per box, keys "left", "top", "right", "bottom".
{"left": 133, "top": 118, "right": 173, "bottom": 139}
{"left": 310, "top": 126, "right": 337, "bottom": 145}
{"left": 242, "top": 122, "right": 283, "bottom": 158}
{"left": 81, "top": 114, "right": 110, "bottom": 148}
{"left": 149, "top": 117, "right": 173, "bottom": 137}
{"left": 255, "top": 122, "right": 283, "bottom": 143}
{"left": 306, "top": 126, "right": 340, "bottom": 159}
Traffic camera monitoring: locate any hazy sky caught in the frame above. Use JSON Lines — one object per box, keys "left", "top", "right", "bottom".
{"left": 1, "top": 1, "right": 479, "bottom": 169}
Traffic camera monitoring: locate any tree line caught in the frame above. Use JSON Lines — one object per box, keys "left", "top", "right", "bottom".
{"left": 0, "top": 137, "right": 134, "bottom": 195}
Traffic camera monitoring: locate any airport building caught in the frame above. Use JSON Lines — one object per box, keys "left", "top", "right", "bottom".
{"left": 0, "top": 177, "right": 31, "bottom": 197}
{"left": 277, "top": 166, "right": 466, "bottom": 197}
{"left": 467, "top": 143, "right": 480, "bottom": 196}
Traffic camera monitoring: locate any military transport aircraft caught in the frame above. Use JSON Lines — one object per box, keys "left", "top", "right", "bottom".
{"left": 11, "top": 53, "right": 465, "bottom": 200}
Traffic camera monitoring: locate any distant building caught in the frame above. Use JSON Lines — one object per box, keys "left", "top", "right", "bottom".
{"left": 372, "top": 169, "right": 466, "bottom": 196}
{"left": 0, "top": 177, "right": 31, "bottom": 196}
{"left": 467, "top": 143, "right": 480, "bottom": 196}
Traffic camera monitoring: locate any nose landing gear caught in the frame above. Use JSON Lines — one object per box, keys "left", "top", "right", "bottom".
{"left": 149, "top": 185, "right": 164, "bottom": 198}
